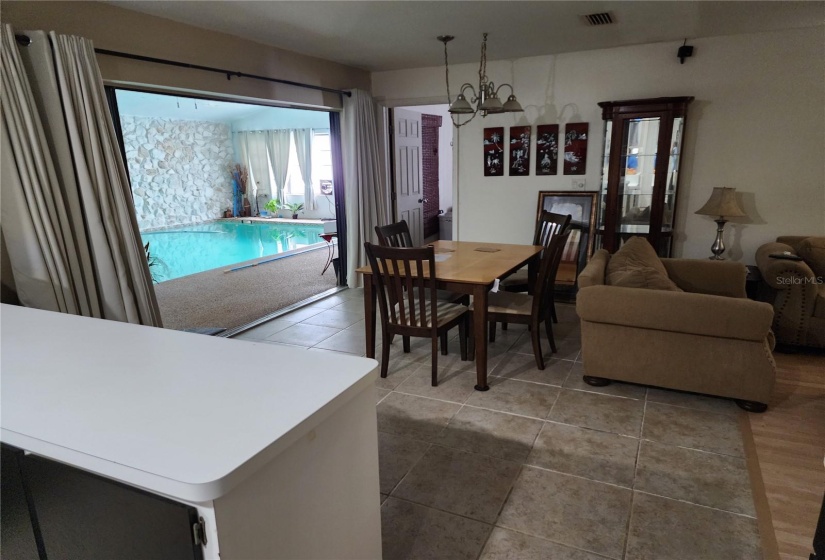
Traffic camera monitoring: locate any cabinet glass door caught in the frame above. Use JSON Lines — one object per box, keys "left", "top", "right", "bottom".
{"left": 663, "top": 117, "right": 685, "bottom": 230}
{"left": 596, "top": 120, "right": 612, "bottom": 243}
{"left": 617, "top": 117, "right": 660, "bottom": 245}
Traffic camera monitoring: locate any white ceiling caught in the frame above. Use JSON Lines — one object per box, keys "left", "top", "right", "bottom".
{"left": 106, "top": 1, "right": 823, "bottom": 72}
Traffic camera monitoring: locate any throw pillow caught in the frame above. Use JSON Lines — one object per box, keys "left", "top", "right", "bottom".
{"left": 606, "top": 236, "right": 682, "bottom": 291}
{"left": 797, "top": 237, "right": 825, "bottom": 279}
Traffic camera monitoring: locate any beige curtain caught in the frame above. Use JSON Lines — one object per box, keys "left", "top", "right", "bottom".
{"left": 266, "top": 130, "right": 291, "bottom": 203}
{"left": 342, "top": 89, "right": 389, "bottom": 288}
{"left": 0, "top": 25, "right": 161, "bottom": 326}
{"left": 235, "top": 131, "right": 270, "bottom": 212}
{"left": 293, "top": 128, "right": 315, "bottom": 210}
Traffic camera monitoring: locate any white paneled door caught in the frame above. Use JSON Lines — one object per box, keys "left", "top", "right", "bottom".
{"left": 393, "top": 108, "right": 424, "bottom": 246}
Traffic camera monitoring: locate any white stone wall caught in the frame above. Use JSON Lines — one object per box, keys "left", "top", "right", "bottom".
{"left": 122, "top": 117, "right": 234, "bottom": 230}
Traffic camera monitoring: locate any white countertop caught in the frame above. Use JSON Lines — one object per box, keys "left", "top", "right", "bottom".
{"left": 0, "top": 304, "right": 378, "bottom": 502}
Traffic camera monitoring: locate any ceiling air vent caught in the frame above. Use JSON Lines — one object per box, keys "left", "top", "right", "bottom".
{"left": 583, "top": 12, "right": 615, "bottom": 26}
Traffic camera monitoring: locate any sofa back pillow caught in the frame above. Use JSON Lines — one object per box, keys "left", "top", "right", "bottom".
{"left": 606, "top": 236, "right": 683, "bottom": 291}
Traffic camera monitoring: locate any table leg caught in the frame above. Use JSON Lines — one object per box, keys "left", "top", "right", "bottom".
{"left": 473, "top": 284, "right": 489, "bottom": 391}
{"left": 364, "top": 275, "right": 376, "bottom": 359}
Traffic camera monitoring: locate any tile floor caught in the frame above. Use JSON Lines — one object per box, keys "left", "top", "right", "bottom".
{"left": 234, "top": 289, "right": 762, "bottom": 560}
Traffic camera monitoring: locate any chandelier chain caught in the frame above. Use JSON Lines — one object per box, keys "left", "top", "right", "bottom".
{"left": 443, "top": 34, "right": 476, "bottom": 128}
{"left": 479, "top": 32, "right": 487, "bottom": 85}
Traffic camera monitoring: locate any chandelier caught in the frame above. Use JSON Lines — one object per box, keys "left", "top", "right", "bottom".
{"left": 438, "top": 33, "right": 523, "bottom": 127}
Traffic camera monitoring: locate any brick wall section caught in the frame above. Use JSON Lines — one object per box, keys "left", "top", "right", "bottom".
{"left": 421, "top": 114, "right": 441, "bottom": 239}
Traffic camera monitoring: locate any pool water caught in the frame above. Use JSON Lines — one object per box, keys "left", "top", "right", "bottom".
{"left": 141, "top": 221, "right": 325, "bottom": 282}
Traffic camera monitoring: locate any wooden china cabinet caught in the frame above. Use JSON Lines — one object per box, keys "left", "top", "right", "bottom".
{"left": 595, "top": 97, "right": 693, "bottom": 257}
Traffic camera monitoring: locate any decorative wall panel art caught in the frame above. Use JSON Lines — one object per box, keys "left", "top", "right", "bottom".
{"left": 483, "top": 127, "right": 505, "bottom": 176}
{"left": 509, "top": 126, "right": 531, "bottom": 176}
{"left": 563, "top": 122, "right": 588, "bottom": 175}
{"left": 536, "top": 124, "right": 559, "bottom": 175}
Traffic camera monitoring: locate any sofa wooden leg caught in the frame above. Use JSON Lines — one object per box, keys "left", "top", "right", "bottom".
{"left": 583, "top": 375, "right": 611, "bottom": 387}
{"left": 735, "top": 400, "right": 768, "bottom": 413}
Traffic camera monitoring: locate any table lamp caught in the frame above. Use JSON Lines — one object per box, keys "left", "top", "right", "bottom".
{"left": 695, "top": 187, "right": 747, "bottom": 260}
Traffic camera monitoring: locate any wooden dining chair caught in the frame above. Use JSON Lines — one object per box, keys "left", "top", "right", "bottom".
{"left": 472, "top": 230, "right": 571, "bottom": 370}
{"left": 500, "top": 211, "right": 571, "bottom": 293}
{"left": 374, "top": 221, "right": 414, "bottom": 248}
{"left": 375, "top": 220, "right": 469, "bottom": 355}
{"left": 499, "top": 211, "right": 571, "bottom": 326}
{"left": 364, "top": 242, "right": 469, "bottom": 386}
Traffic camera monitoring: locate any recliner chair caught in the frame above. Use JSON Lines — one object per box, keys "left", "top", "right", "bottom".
{"left": 755, "top": 236, "right": 825, "bottom": 348}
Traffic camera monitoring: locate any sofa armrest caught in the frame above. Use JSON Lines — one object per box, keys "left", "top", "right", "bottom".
{"left": 577, "top": 249, "right": 609, "bottom": 288}
{"left": 755, "top": 242, "right": 816, "bottom": 290}
{"left": 661, "top": 259, "right": 747, "bottom": 297}
{"left": 576, "top": 285, "right": 774, "bottom": 342}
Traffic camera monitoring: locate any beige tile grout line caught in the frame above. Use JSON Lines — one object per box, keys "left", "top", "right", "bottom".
{"left": 622, "top": 395, "right": 646, "bottom": 560}
{"left": 632, "top": 490, "right": 758, "bottom": 520}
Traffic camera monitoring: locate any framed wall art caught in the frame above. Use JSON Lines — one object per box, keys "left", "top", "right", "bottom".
{"left": 563, "top": 122, "right": 588, "bottom": 175}
{"left": 537, "top": 190, "right": 597, "bottom": 296}
{"left": 508, "top": 125, "right": 531, "bottom": 176}
{"left": 535, "top": 124, "right": 559, "bottom": 175}
{"left": 483, "top": 127, "right": 504, "bottom": 176}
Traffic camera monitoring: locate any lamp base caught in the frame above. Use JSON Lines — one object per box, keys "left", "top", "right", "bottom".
{"left": 709, "top": 218, "right": 728, "bottom": 260}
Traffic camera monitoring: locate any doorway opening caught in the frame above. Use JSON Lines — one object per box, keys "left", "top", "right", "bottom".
{"left": 109, "top": 88, "right": 347, "bottom": 331}
{"left": 391, "top": 104, "right": 454, "bottom": 244}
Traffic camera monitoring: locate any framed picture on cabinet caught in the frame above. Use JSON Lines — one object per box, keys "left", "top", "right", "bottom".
{"left": 536, "top": 191, "right": 597, "bottom": 293}
{"left": 536, "top": 124, "right": 559, "bottom": 175}
{"left": 483, "top": 127, "right": 504, "bottom": 176}
{"left": 563, "top": 122, "right": 588, "bottom": 175}
{"left": 508, "top": 126, "right": 531, "bottom": 176}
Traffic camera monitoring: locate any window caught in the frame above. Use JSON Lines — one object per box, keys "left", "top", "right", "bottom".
{"left": 312, "top": 131, "right": 333, "bottom": 194}
{"left": 284, "top": 129, "right": 333, "bottom": 197}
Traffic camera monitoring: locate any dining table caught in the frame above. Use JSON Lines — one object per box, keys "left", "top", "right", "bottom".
{"left": 357, "top": 240, "right": 544, "bottom": 391}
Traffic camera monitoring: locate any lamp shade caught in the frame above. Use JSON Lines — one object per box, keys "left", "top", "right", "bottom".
{"left": 448, "top": 94, "right": 474, "bottom": 114}
{"left": 695, "top": 187, "right": 747, "bottom": 218}
{"left": 479, "top": 95, "right": 503, "bottom": 113}
{"left": 502, "top": 95, "right": 524, "bottom": 113}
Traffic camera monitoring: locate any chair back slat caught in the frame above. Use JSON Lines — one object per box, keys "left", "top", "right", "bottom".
{"left": 532, "top": 230, "right": 572, "bottom": 317}
{"left": 375, "top": 221, "right": 415, "bottom": 248}
{"left": 534, "top": 211, "right": 572, "bottom": 249}
{"left": 364, "top": 242, "right": 438, "bottom": 333}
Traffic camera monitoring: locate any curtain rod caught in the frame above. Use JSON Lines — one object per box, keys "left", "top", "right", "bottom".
{"left": 13, "top": 34, "right": 352, "bottom": 98}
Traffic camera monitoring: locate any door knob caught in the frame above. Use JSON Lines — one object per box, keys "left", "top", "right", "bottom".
{"left": 418, "top": 198, "right": 428, "bottom": 203}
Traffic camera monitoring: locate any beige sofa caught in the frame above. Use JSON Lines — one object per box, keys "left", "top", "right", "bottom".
{"left": 755, "top": 236, "right": 825, "bottom": 348}
{"left": 576, "top": 250, "right": 777, "bottom": 411}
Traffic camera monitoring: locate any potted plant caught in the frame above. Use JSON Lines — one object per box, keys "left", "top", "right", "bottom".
{"left": 143, "top": 242, "right": 166, "bottom": 283}
{"left": 283, "top": 202, "right": 304, "bottom": 219}
{"left": 263, "top": 198, "right": 281, "bottom": 218}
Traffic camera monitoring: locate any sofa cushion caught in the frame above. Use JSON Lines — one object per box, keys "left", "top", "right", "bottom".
{"left": 606, "top": 237, "right": 682, "bottom": 291}
{"left": 797, "top": 237, "right": 825, "bottom": 279}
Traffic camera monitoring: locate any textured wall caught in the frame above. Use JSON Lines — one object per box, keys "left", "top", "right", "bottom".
{"left": 421, "top": 114, "right": 441, "bottom": 239}
{"left": 122, "top": 117, "right": 234, "bottom": 230}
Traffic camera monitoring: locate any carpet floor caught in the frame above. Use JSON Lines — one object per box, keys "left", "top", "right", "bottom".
{"left": 154, "top": 247, "right": 337, "bottom": 331}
